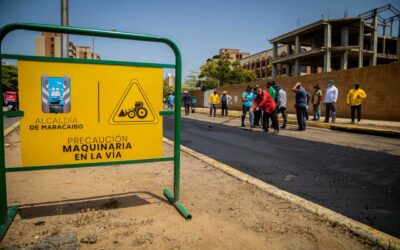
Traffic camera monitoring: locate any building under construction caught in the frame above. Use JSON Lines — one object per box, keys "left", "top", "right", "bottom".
{"left": 269, "top": 4, "right": 400, "bottom": 77}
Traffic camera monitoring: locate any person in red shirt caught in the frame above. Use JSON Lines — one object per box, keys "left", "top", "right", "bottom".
{"left": 251, "top": 87, "right": 279, "bottom": 133}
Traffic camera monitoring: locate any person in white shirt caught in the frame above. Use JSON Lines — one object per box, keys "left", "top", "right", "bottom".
{"left": 323, "top": 80, "right": 339, "bottom": 123}
{"left": 275, "top": 85, "right": 287, "bottom": 128}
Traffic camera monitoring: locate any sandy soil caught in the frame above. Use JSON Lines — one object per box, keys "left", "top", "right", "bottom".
{"left": 0, "top": 128, "right": 378, "bottom": 249}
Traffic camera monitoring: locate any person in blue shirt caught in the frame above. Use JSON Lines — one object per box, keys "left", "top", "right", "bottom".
{"left": 241, "top": 85, "right": 255, "bottom": 128}
{"left": 167, "top": 92, "right": 175, "bottom": 111}
{"left": 191, "top": 96, "right": 197, "bottom": 113}
{"left": 292, "top": 82, "right": 308, "bottom": 131}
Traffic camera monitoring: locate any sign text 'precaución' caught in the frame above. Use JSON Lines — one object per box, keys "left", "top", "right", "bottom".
{"left": 62, "top": 135, "right": 133, "bottom": 161}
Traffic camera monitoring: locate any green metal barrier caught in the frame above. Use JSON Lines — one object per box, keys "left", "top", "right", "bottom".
{"left": 0, "top": 23, "right": 191, "bottom": 240}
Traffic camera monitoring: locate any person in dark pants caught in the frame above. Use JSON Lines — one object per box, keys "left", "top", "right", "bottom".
{"left": 252, "top": 85, "right": 261, "bottom": 126}
{"left": 241, "top": 85, "right": 254, "bottom": 127}
{"left": 208, "top": 90, "right": 220, "bottom": 117}
{"left": 191, "top": 96, "right": 197, "bottom": 113}
{"left": 251, "top": 87, "right": 278, "bottom": 133}
{"left": 220, "top": 91, "right": 232, "bottom": 116}
{"left": 182, "top": 91, "right": 192, "bottom": 116}
{"left": 292, "top": 82, "right": 308, "bottom": 131}
{"left": 268, "top": 81, "right": 279, "bottom": 128}
{"left": 346, "top": 82, "right": 367, "bottom": 124}
{"left": 311, "top": 84, "right": 323, "bottom": 120}
{"left": 275, "top": 85, "right": 287, "bottom": 128}
{"left": 324, "top": 80, "right": 339, "bottom": 123}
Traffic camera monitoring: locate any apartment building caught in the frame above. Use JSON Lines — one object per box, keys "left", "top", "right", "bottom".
{"left": 35, "top": 32, "right": 100, "bottom": 59}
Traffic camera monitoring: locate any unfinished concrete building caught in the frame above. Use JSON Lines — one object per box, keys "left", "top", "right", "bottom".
{"left": 269, "top": 4, "right": 400, "bottom": 78}
{"left": 239, "top": 45, "right": 323, "bottom": 80}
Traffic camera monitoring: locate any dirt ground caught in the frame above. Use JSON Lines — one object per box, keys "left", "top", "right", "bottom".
{"left": 0, "top": 128, "right": 379, "bottom": 249}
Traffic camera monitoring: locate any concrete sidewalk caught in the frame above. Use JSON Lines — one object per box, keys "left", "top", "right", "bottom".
{"left": 191, "top": 107, "right": 400, "bottom": 138}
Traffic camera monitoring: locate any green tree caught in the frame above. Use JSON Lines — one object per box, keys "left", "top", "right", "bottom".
{"left": 1, "top": 62, "right": 18, "bottom": 91}
{"left": 163, "top": 76, "right": 174, "bottom": 96}
{"left": 182, "top": 71, "right": 199, "bottom": 91}
{"left": 197, "top": 56, "right": 255, "bottom": 91}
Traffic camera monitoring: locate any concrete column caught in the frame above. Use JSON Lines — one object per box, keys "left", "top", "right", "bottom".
{"left": 272, "top": 64, "right": 277, "bottom": 78}
{"left": 295, "top": 35, "right": 300, "bottom": 54}
{"left": 294, "top": 59, "right": 300, "bottom": 76}
{"left": 341, "top": 51, "right": 348, "bottom": 70}
{"left": 278, "top": 64, "right": 281, "bottom": 77}
{"left": 272, "top": 43, "right": 278, "bottom": 78}
{"left": 341, "top": 25, "right": 349, "bottom": 70}
{"left": 382, "top": 37, "right": 386, "bottom": 54}
{"left": 358, "top": 19, "right": 364, "bottom": 68}
{"left": 397, "top": 19, "right": 400, "bottom": 56}
{"left": 370, "top": 14, "right": 378, "bottom": 66}
{"left": 273, "top": 42, "right": 278, "bottom": 59}
{"left": 341, "top": 25, "right": 349, "bottom": 46}
{"left": 287, "top": 44, "right": 291, "bottom": 55}
{"left": 324, "top": 23, "right": 332, "bottom": 72}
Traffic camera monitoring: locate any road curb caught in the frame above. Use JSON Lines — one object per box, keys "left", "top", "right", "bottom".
{"left": 191, "top": 108, "right": 400, "bottom": 139}
{"left": 163, "top": 137, "right": 400, "bottom": 250}
{"left": 4, "top": 121, "right": 19, "bottom": 137}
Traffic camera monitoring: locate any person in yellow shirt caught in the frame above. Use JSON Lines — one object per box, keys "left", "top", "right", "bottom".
{"left": 346, "top": 82, "right": 367, "bottom": 124}
{"left": 208, "top": 90, "right": 220, "bottom": 117}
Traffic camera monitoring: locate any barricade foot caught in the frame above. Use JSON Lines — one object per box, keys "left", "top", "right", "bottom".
{"left": 163, "top": 189, "right": 192, "bottom": 220}
{"left": 0, "top": 205, "right": 18, "bottom": 241}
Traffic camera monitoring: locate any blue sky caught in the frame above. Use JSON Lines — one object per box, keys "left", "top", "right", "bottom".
{"left": 0, "top": 0, "right": 397, "bottom": 79}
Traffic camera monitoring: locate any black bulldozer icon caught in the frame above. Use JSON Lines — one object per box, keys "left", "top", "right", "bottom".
{"left": 118, "top": 101, "right": 148, "bottom": 119}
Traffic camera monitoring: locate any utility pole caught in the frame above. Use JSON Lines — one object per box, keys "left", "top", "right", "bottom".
{"left": 61, "top": 0, "right": 69, "bottom": 58}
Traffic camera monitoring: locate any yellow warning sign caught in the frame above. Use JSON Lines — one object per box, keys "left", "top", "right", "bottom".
{"left": 18, "top": 61, "right": 163, "bottom": 167}
{"left": 109, "top": 80, "right": 158, "bottom": 124}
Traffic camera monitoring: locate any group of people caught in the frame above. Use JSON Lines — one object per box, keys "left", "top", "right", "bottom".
{"left": 164, "top": 91, "right": 197, "bottom": 115}
{"left": 292, "top": 80, "right": 367, "bottom": 130}
{"left": 208, "top": 90, "right": 232, "bottom": 117}
{"left": 240, "top": 81, "right": 285, "bottom": 133}
{"left": 238, "top": 79, "right": 367, "bottom": 132}
{"left": 167, "top": 79, "right": 367, "bottom": 131}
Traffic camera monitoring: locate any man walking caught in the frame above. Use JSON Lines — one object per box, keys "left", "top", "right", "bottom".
{"left": 182, "top": 91, "right": 192, "bottom": 116}
{"left": 311, "top": 84, "right": 323, "bottom": 120}
{"left": 208, "top": 90, "right": 220, "bottom": 117}
{"left": 221, "top": 91, "right": 232, "bottom": 116}
{"left": 324, "top": 80, "right": 339, "bottom": 123}
{"left": 292, "top": 82, "right": 308, "bottom": 131}
{"left": 346, "top": 82, "right": 367, "bottom": 124}
{"left": 251, "top": 87, "right": 278, "bottom": 133}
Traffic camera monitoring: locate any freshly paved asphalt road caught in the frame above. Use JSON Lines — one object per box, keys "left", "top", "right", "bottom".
{"left": 164, "top": 117, "right": 400, "bottom": 238}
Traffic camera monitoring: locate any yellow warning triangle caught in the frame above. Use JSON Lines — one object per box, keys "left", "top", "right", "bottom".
{"left": 109, "top": 80, "right": 158, "bottom": 125}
